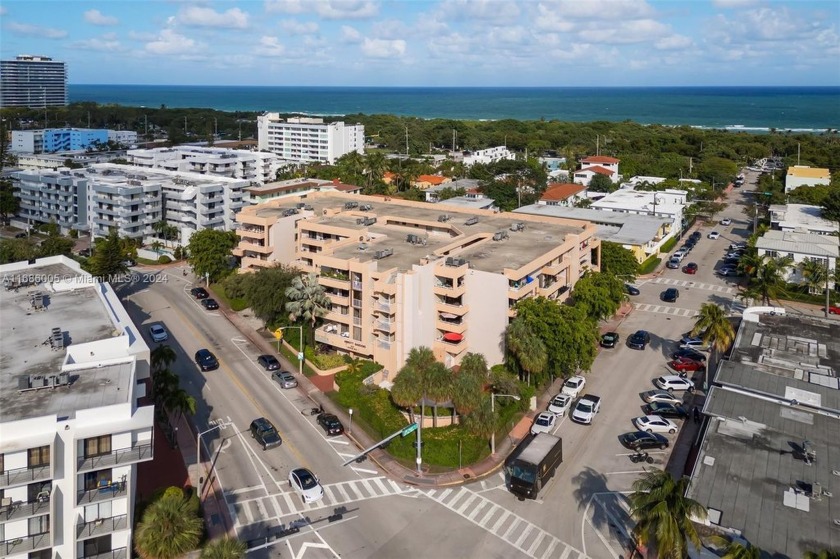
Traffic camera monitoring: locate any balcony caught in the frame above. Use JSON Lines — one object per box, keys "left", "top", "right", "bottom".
{"left": 0, "top": 464, "right": 51, "bottom": 489}
{"left": 377, "top": 338, "right": 392, "bottom": 350}
{"left": 542, "top": 262, "right": 563, "bottom": 276}
{"left": 326, "top": 292, "right": 349, "bottom": 306}
{"left": 507, "top": 281, "right": 537, "bottom": 300}
{"left": 375, "top": 299, "right": 392, "bottom": 312}
{"left": 436, "top": 317, "right": 467, "bottom": 334}
{"left": 238, "top": 241, "right": 272, "bottom": 255}
{"left": 435, "top": 299, "right": 469, "bottom": 317}
{"left": 0, "top": 532, "right": 51, "bottom": 557}
{"left": 351, "top": 280, "right": 364, "bottom": 291}
{"left": 77, "top": 514, "right": 128, "bottom": 539}
{"left": 351, "top": 299, "right": 363, "bottom": 309}
{"left": 77, "top": 480, "right": 128, "bottom": 505}
{"left": 320, "top": 275, "right": 350, "bottom": 289}
{"left": 435, "top": 336, "right": 467, "bottom": 355}
{"left": 82, "top": 547, "right": 128, "bottom": 559}
{"left": 435, "top": 261, "right": 468, "bottom": 280}
{"left": 374, "top": 320, "right": 392, "bottom": 333}
{"left": 77, "top": 442, "right": 153, "bottom": 473}
{"left": 538, "top": 282, "right": 561, "bottom": 298}
{"left": 433, "top": 281, "right": 466, "bottom": 298}
{"left": 0, "top": 496, "right": 50, "bottom": 523}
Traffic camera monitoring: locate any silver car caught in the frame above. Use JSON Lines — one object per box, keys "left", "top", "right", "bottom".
{"left": 271, "top": 370, "right": 298, "bottom": 389}
{"left": 149, "top": 324, "right": 168, "bottom": 343}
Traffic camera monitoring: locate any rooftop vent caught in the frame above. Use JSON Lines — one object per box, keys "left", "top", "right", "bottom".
{"left": 344, "top": 201, "right": 359, "bottom": 210}
{"left": 447, "top": 257, "right": 467, "bottom": 267}
{"left": 358, "top": 243, "right": 368, "bottom": 251}
{"left": 406, "top": 234, "right": 427, "bottom": 246}
{"left": 374, "top": 248, "right": 394, "bottom": 260}
{"left": 282, "top": 208, "right": 299, "bottom": 217}
{"left": 438, "top": 214, "right": 451, "bottom": 222}
{"left": 464, "top": 217, "right": 479, "bottom": 226}
{"left": 356, "top": 217, "right": 377, "bottom": 226}
{"left": 30, "top": 292, "right": 45, "bottom": 311}
{"left": 359, "top": 204, "right": 373, "bottom": 211}
{"left": 493, "top": 231, "right": 509, "bottom": 241}
{"left": 510, "top": 222, "right": 525, "bottom": 232}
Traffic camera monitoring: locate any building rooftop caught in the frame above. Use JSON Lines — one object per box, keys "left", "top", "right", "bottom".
{"left": 514, "top": 205, "right": 671, "bottom": 246}
{"left": 769, "top": 204, "right": 839, "bottom": 234}
{"left": 786, "top": 165, "right": 830, "bottom": 179}
{"left": 756, "top": 229, "right": 839, "bottom": 258}
{"left": 540, "top": 183, "right": 586, "bottom": 201}
{"left": 590, "top": 188, "right": 687, "bottom": 214}
{"left": 0, "top": 261, "right": 131, "bottom": 422}
{"left": 581, "top": 155, "right": 620, "bottom": 164}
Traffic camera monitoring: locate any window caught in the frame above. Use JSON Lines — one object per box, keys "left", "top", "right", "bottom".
{"left": 83, "top": 535, "right": 111, "bottom": 558}
{"left": 28, "top": 446, "right": 50, "bottom": 468}
{"left": 83, "top": 470, "right": 112, "bottom": 491}
{"left": 29, "top": 549, "right": 52, "bottom": 559}
{"left": 28, "top": 514, "right": 50, "bottom": 535}
{"left": 84, "top": 435, "right": 112, "bottom": 459}
{"left": 0, "top": 454, "right": 4, "bottom": 474}
{"left": 28, "top": 482, "right": 51, "bottom": 503}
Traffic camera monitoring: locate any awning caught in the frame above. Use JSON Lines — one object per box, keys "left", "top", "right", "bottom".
{"left": 439, "top": 313, "right": 458, "bottom": 320}
{"left": 443, "top": 332, "right": 463, "bottom": 342}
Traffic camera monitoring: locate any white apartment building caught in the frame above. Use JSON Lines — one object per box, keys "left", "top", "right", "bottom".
{"left": 784, "top": 165, "right": 830, "bottom": 193}
{"left": 591, "top": 188, "right": 687, "bottom": 237}
{"left": 106, "top": 131, "right": 138, "bottom": 147}
{"left": 769, "top": 204, "right": 839, "bottom": 236}
{"left": 11, "top": 130, "right": 136, "bottom": 155}
{"left": 755, "top": 230, "right": 838, "bottom": 290}
{"left": 0, "top": 256, "right": 154, "bottom": 559}
{"left": 127, "top": 146, "right": 281, "bottom": 184}
{"left": 14, "top": 168, "right": 92, "bottom": 235}
{"left": 257, "top": 115, "right": 364, "bottom": 164}
{"left": 461, "top": 146, "right": 515, "bottom": 167}
{"left": 10, "top": 131, "right": 44, "bottom": 154}
{"left": 84, "top": 167, "right": 163, "bottom": 240}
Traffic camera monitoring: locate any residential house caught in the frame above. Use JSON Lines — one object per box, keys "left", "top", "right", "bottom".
{"left": 785, "top": 165, "right": 831, "bottom": 193}
{"left": 538, "top": 183, "right": 587, "bottom": 207}
{"left": 769, "top": 204, "right": 839, "bottom": 235}
{"left": 755, "top": 230, "right": 837, "bottom": 290}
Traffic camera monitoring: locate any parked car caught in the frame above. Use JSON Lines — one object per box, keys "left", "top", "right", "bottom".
{"left": 190, "top": 287, "right": 209, "bottom": 299}
{"left": 720, "top": 218, "right": 732, "bottom": 226}
{"left": 257, "top": 354, "right": 281, "bottom": 371}
{"left": 680, "top": 338, "right": 710, "bottom": 351}
{"left": 708, "top": 231, "right": 720, "bottom": 239}
{"left": 668, "top": 357, "right": 704, "bottom": 373}
{"left": 571, "top": 394, "right": 601, "bottom": 424}
{"left": 288, "top": 468, "right": 324, "bottom": 504}
{"left": 654, "top": 375, "right": 694, "bottom": 391}
{"left": 201, "top": 298, "right": 220, "bottom": 310}
{"left": 690, "top": 231, "right": 702, "bottom": 241}
{"left": 829, "top": 305, "right": 840, "bottom": 315}
{"left": 671, "top": 348, "right": 707, "bottom": 362}
{"left": 530, "top": 411, "right": 558, "bottom": 435}
{"left": 194, "top": 349, "right": 219, "bottom": 371}
{"left": 561, "top": 375, "right": 587, "bottom": 399}
{"left": 271, "top": 370, "right": 298, "bottom": 389}
{"left": 149, "top": 324, "right": 168, "bottom": 343}
{"left": 666, "top": 258, "right": 681, "bottom": 270}
{"left": 643, "top": 402, "right": 689, "bottom": 419}
{"left": 600, "top": 332, "right": 620, "bottom": 348}
{"left": 717, "top": 266, "right": 739, "bottom": 277}
{"left": 682, "top": 262, "right": 698, "bottom": 275}
{"left": 250, "top": 417, "right": 282, "bottom": 450}
{"left": 619, "top": 431, "right": 669, "bottom": 451}
{"left": 661, "top": 288, "right": 679, "bottom": 303}
{"left": 79, "top": 248, "right": 92, "bottom": 257}
{"left": 642, "top": 390, "right": 683, "bottom": 405}
{"left": 729, "top": 242, "right": 747, "bottom": 250}
{"left": 679, "top": 244, "right": 692, "bottom": 254}
{"left": 627, "top": 330, "right": 651, "bottom": 350}
{"left": 672, "top": 250, "right": 687, "bottom": 261}
{"left": 625, "top": 284, "right": 640, "bottom": 296}
{"left": 547, "top": 393, "right": 573, "bottom": 416}
{"left": 14, "top": 232, "right": 27, "bottom": 238}
{"left": 634, "top": 415, "right": 678, "bottom": 434}
{"left": 317, "top": 412, "right": 344, "bottom": 436}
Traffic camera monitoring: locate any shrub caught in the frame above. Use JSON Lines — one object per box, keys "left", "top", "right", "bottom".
{"left": 69, "top": 229, "right": 79, "bottom": 239}
{"left": 639, "top": 255, "right": 662, "bottom": 275}
{"left": 659, "top": 236, "right": 679, "bottom": 253}
{"left": 158, "top": 255, "right": 172, "bottom": 264}
{"left": 311, "top": 352, "right": 346, "bottom": 370}
{"left": 162, "top": 486, "right": 184, "bottom": 501}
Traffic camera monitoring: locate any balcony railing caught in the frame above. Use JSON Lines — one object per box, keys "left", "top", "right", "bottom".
{"left": 81, "top": 547, "right": 127, "bottom": 559}
{"left": 77, "top": 442, "right": 153, "bottom": 472}
{"left": 0, "top": 532, "right": 51, "bottom": 557}
{"left": 77, "top": 514, "right": 128, "bottom": 539}
{"left": 77, "top": 480, "right": 128, "bottom": 505}
{"left": 0, "top": 464, "right": 51, "bottom": 489}
{"left": 375, "top": 321, "right": 392, "bottom": 332}
{"left": 0, "top": 497, "right": 50, "bottom": 523}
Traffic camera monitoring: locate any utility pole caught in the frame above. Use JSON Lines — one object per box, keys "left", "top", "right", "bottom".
{"left": 144, "top": 115, "right": 148, "bottom": 139}
{"left": 214, "top": 117, "right": 218, "bottom": 138}
{"left": 405, "top": 126, "right": 409, "bottom": 156}
{"left": 596, "top": 135, "right": 599, "bottom": 156}
{"left": 452, "top": 129, "right": 456, "bottom": 152}
{"left": 87, "top": 112, "right": 91, "bottom": 128}
{"left": 184, "top": 116, "right": 187, "bottom": 134}
{"left": 238, "top": 121, "right": 242, "bottom": 141}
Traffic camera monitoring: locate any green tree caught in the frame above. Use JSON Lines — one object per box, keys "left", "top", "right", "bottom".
{"left": 740, "top": 254, "right": 794, "bottom": 306}
{"left": 709, "top": 536, "right": 762, "bottom": 559}
{"left": 38, "top": 235, "right": 75, "bottom": 258}
{"left": 134, "top": 488, "right": 203, "bottom": 559}
{"left": 88, "top": 229, "right": 128, "bottom": 281}
{"left": 799, "top": 258, "right": 828, "bottom": 295}
{"left": 0, "top": 178, "right": 20, "bottom": 223}
{"left": 187, "top": 229, "right": 239, "bottom": 283}
{"left": 691, "top": 303, "right": 735, "bottom": 388}
{"left": 571, "top": 271, "right": 626, "bottom": 321}
{"left": 505, "top": 317, "right": 547, "bottom": 385}
{"left": 588, "top": 174, "right": 617, "bottom": 193}
{"left": 164, "top": 387, "right": 197, "bottom": 421}
{"left": 451, "top": 353, "right": 487, "bottom": 417}
{"left": 599, "top": 241, "right": 639, "bottom": 280}
{"left": 241, "top": 265, "right": 301, "bottom": 326}
{"left": 200, "top": 537, "right": 247, "bottom": 559}
{"left": 285, "top": 272, "right": 331, "bottom": 348}
{"left": 0, "top": 239, "right": 38, "bottom": 265}
{"left": 820, "top": 188, "right": 840, "bottom": 229}
{"left": 629, "top": 469, "right": 707, "bottom": 559}
{"left": 390, "top": 347, "right": 452, "bottom": 427}
{"left": 151, "top": 344, "right": 177, "bottom": 374}
{"left": 461, "top": 393, "right": 496, "bottom": 439}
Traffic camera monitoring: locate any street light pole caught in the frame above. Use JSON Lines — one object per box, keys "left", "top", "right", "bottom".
{"left": 278, "top": 326, "right": 304, "bottom": 377}
{"left": 348, "top": 408, "right": 353, "bottom": 435}
{"left": 491, "top": 393, "right": 521, "bottom": 455}
{"left": 196, "top": 422, "right": 231, "bottom": 500}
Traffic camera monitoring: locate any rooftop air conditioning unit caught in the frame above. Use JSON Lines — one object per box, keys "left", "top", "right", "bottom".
{"left": 464, "top": 217, "right": 479, "bottom": 226}
{"left": 510, "top": 222, "right": 525, "bottom": 232}
{"left": 374, "top": 249, "right": 394, "bottom": 260}
{"left": 493, "top": 231, "right": 509, "bottom": 241}
{"left": 438, "top": 214, "right": 451, "bottom": 222}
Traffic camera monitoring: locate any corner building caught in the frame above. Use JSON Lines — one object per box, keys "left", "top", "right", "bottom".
{"left": 235, "top": 193, "right": 600, "bottom": 376}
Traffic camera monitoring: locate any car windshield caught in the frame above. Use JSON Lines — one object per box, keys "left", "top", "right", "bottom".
{"left": 536, "top": 416, "right": 551, "bottom": 426}
{"left": 507, "top": 463, "right": 537, "bottom": 484}
{"left": 577, "top": 402, "right": 593, "bottom": 412}
{"left": 296, "top": 471, "right": 317, "bottom": 489}
{"left": 565, "top": 379, "right": 580, "bottom": 388}
{"left": 552, "top": 397, "right": 566, "bottom": 406}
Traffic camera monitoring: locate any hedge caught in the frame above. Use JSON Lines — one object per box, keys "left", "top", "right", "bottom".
{"left": 639, "top": 255, "right": 662, "bottom": 275}
{"left": 659, "top": 236, "right": 679, "bottom": 253}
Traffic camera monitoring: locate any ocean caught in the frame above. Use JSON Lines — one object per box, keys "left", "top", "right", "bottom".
{"left": 69, "top": 85, "right": 840, "bottom": 132}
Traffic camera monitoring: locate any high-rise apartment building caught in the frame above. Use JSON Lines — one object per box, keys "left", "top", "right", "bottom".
{"left": 127, "top": 146, "right": 282, "bottom": 184}
{"left": 257, "top": 115, "right": 364, "bottom": 164}
{"left": 0, "top": 55, "right": 67, "bottom": 108}
{"left": 0, "top": 255, "right": 154, "bottom": 559}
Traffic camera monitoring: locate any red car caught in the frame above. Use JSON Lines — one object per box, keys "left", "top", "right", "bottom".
{"left": 829, "top": 305, "right": 840, "bottom": 315}
{"left": 668, "top": 357, "right": 704, "bottom": 373}
{"left": 682, "top": 262, "right": 698, "bottom": 275}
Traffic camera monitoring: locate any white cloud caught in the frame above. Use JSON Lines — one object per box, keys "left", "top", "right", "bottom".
{"left": 439, "top": 0, "right": 520, "bottom": 22}
{"left": 145, "top": 29, "right": 199, "bottom": 54}
{"left": 578, "top": 18, "right": 671, "bottom": 45}
{"left": 265, "top": 0, "right": 306, "bottom": 14}
{"left": 178, "top": 6, "right": 249, "bottom": 29}
{"left": 84, "top": 9, "right": 119, "bottom": 26}
{"left": 71, "top": 36, "right": 124, "bottom": 52}
{"left": 712, "top": 0, "right": 759, "bottom": 8}
{"left": 370, "top": 19, "right": 411, "bottom": 40}
{"left": 128, "top": 30, "right": 158, "bottom": 42}
{"left": 317, "top": 1, "right": 379, "bottom": 19}
{"left": 542, "top": 0, "right": 655, "bottom": 21}
{"left": 655, "top": 34, "right": 693, "bottom": 50}
{"left": 341, "top": 25, "right": 362, "bottom": 43}
{"left": 361, "top": 37, "right": 405, "bottom": 58}
{"left": 280, "top": 19, "right": 319, "bottom": 34}
{"left": 7, "top": 21, "right": 68, "bottom": 39}
{"left": 256, "top": 36, "right": 285, "bottom": 57}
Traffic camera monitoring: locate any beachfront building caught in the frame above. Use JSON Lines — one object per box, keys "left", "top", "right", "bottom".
{"left": 755, "top": 230, "right": 837, "bottom": 290}
{"left": 11, "top": 129, "right": 137, "bottom": 154}
{"left": 127, "top": 146, "right": 282, "bottom": 184}
{"left": 785, "top": 165, "right": 831, "bottom": 193}
{"left": 0, "top": 255, "right": 154, "bottom": 559}
{"left": 256, "top": 115, "right": 364, "bottom": 164}
{"left": 0, "top": 55, "right": 67, "bottom": 108}
{"left": 590, "top": 188, "right": 687, "bottom": 238}
{"left": 769, "top": 204, "right": 839, "bottom": 236}
{"left": 687, "top": 311, "right": 839, "bottom": 557}
{"left": 234, "top": 192, "right": 600, "bottom": 375}
{"left": 538, "top": 183, "right": 587, "bottom": 207}
{"left": 514, "top": 205, "right": 673, "bottom": 263}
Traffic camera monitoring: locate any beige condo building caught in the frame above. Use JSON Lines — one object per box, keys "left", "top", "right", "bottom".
{"left": 234, "top": 193, "right": 600, "bottom": 377}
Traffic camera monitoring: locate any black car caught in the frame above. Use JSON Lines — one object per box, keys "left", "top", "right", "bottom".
{"left": 672, "top": 348, "right": 707, "bottom": 362}
{"left": 627, "top": 330, "right": 651, "bottom": 350}
{"left": 79, "top": 248, "right": 92, "bottom": 257}
{"left": 14, "top": 232, "right": 27, "bottom": 238}
{"left": 201, "top": 298, "right": 220, "bottom": 310}
{"left": 661, "top": 288, "right": 679, "bottom": 302}
{"left": 190, "top": 287, "right": 209, "bottom": 299}
{"left": 317, "top": 413, "right": 344, "bottom": 436}
{"left": 690, "top": 231, "right": 702, "bottom": 241}
{"left": 643, "top": 402, "right": 690, "bottom": 419}
{"left": 624, "top": 284, "right": 640, "bottom": 296}
{"left": 600, "top": 332, "right": 620, "bottom": 348}
{"left": 257, "top": 354, "right": 281, "bottom": 371}
{"left": 250, "top": 417, "right": 282, "bottom": 450}
{"left": 619, "top": 431, "right": 669, "bottom": 451}
{"left": 194, "top": 349, "right": 219, "bottom": 371}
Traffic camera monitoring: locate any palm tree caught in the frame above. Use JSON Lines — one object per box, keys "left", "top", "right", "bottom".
{"left": 461, "top": 394, "right": 496, "bottom": 440}
{"left": 450, "top": 353, "right": 487, "bottom": 418}
{"left": 740, "top": 254, "right": 793, "bottom": 306}
{"left": 134, "top": 489, "right": 203, "bottom": 559}
{"left": 391, "top": 347, "right": 452, "bottom": 428}
{"left": 799, "top": 258, "right": 828, "bottom": 295}
{"left": 164, "top": 387, "right": 197, "bottom": 421}
{"left": 629, "top": 469, "right": 707, "bottom": 559}
{"left": 691, "top": 303, "right": 735, "bottom": 389}
{"left": 152, "top": 368, "right": 179, "bottom": 406}
{"left": 285, "top": 272, "right": 331, "bottom": 349}
{"left": 200, "top": 537, "right": 247, "bottom": 559}
{"left": 709, "top": 536, "right": 762, "bottom": 559}
{"left": 364, "top": 151, "right": 388, "bottom": 191}
{"left": 505, "top": 318, "right": 547, "bottom": 385}
{"left": 151, "top": 344, "right": 177, "bottom": 375}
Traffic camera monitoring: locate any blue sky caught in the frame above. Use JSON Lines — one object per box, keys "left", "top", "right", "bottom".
{"left": 1, "top": 0, "right": 839, "bottom": 87}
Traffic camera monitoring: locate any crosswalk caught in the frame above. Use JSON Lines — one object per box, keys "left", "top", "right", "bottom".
{"left": 424, "top": 486, "right": 587, "bottom": 559}
{"left": 632, "top": 303, "right": 699, "bottom": 318}
{"left": 231, "top": 476, "right": 419, "bottom": 525}
{"left": 648, "top": 277, "right": 736, "bottom": 295}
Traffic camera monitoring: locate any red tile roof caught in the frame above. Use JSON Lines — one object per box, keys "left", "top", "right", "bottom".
{"left": 541, "top": 183, "right": 586, "bottom": 201}
{"left": 575, "top": 165, "right": 614, "bottom": 176}
{"left": 417, "top": 174, "right": 448, "bottom": 185}
{"left": 582, "top": 155, "right": 620, "bottom": 164}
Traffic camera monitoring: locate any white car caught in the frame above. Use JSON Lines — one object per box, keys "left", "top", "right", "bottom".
{"left": 570, "top": 394, "right": 601, "bottom": 425}
{"left": 548, "top": 393, "right": 573, "bottom": 416}
{"left": 708, "top": 231, "right": 720, "bottom": 239}
{"left": 634, "top": 415, "right": 679, "bottom": 434}
{"left": 288, "top": 468, "right": 324, "bottom": 504}
{"left": 530, "top": 411, "right": 558, "bottom": 435}
{"left": 149, "top": 324, "right": 168, "bottom": 343}
{"left": 642, "top": 390, "right": 683, "bottom": 405}
{"left": 561, "top": 375, "right": 587, "bottom": 399}
{"left": 720, "top": 218, "right": 732, "bottom": 226}
{"left": 654, "top": 375, "right": 694, "bottom": 391}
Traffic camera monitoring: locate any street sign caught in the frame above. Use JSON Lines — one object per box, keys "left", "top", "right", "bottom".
{"left": 297, "top": 352, "right": 304, "bottom": 361}
{"left": 763, "top": 192, "right": 772, "bottom": 196}
{"left": 401, "top": 423, "right": 418, "bottom": 437}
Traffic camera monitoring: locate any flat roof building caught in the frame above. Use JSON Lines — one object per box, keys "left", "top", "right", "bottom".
{"left": 0, "top": 255, "right": 154, "bottom": 559}
{"left": 127, "top": 146, "right": 282, "bottom": 184}
{"left": 0, "top": 55, "right": 67, "bottom": 108}
{"left": 257, "top": 115, "right": 363, "bottom": 164}
{"left": 755, "top": 230, "right": 838, "bottom": 290}
{"left": 785, "top": 165, "right": 831, "bottom": 193}
{"left": 234, "top": 192, "right": 600, "bottom": 375}
{"left": 769, "top": 204, "right": 839, "bottom": 236}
